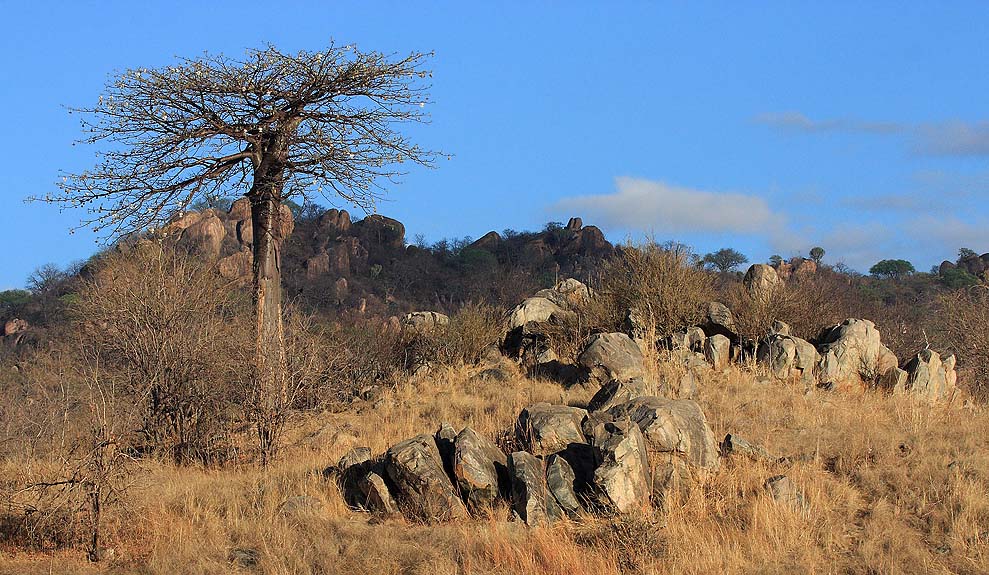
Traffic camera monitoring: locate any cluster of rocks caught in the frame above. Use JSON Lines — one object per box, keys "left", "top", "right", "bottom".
{"left": 331, "top": 391, "right": 720, "bottom": 525}
{"left": 156, "top": 203, "right": 617, "bottom": 320}
{"left": 655, "top": 264, "right": 957, "bottom": 402}
{"left": 162, "top": 199, "right": 411, "bottom": 289}
{"left": 774, "top": 257, "right": 818, "bottom": 281}
{"left": 495, "top": 267, "right": 959, "bottom": 403}
{"left": 163, "top": 197, "right": 294, "bottom": 281}
{"left": 939, "top": 252, "right": 989, "bottom": 280}
{"left": 501, "top": 278, "right": 592, "bottom": 377}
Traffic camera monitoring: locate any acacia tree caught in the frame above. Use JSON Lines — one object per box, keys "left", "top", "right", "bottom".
{"left": 702, "top": 247, "right": 749, "bottom": 273}
{"left": 46, "top": 44, "right": 437, "bottom": 463}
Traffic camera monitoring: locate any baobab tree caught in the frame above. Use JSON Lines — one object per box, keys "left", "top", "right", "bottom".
{"left": 46, "top": 43, "right": 437, "bottom": 463}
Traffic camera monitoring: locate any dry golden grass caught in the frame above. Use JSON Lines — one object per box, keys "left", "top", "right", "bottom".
{"left": 2, "top": 362, "right": 988, "bottom": 575}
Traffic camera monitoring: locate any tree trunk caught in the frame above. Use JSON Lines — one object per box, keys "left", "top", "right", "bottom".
{"left": 249, "top": 188, "right": 287, "bottom": 465}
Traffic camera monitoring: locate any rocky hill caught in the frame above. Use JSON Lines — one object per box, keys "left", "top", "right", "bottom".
{"left": 162, "top": 199, "right": 615, "bottom": 317}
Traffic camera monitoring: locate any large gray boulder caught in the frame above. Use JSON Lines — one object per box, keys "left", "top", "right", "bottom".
{"left": 605, "top": 397, "right": 720, "bottom": 472}
{"left": 508, "top": 452, "right": 563, "bottom": 526}
{"left": 452, "top": 427, "right": 509, "bottom": 509}
{"left": 743, "top": 264, "right": 782, "bottom": 301}
{"left": 506, "top": 296, "right": 573, "bottom": 332}
{"left": 589, "top": 419, "right": 651, "bottom": 513}
{"left": 757, "top": 333, "right": 820, "bottom": 384}
{"left": 547, "top": 278, "right": 592, "bottom": 307}
{"left": 586, "top": 378, "right": 651, "bottom": 413}
{"left": 900, "top": 349, "right": 958, "bottom": 401}
{"left": 704, "top": 334, "right": 731, "bottom": 371}
{"left": 817, "top": 319, "right": 898, "bottom": 390}
{"left": 384, "top": 434, "right": 468, "bottom": 521}
{"left": 546, "top": 453, "right": 582, "bottom": 518}
{"left": 516, "top": 403, "right": 588, "bottom": 456}
{"left": 702, "top": 301, "right": 738, "bottom": 340}
{"left": 577, "top": 332, "right": 647, "bottom": 385}
{"left": 502, "top": 282, "right": 588, "bottom": 367}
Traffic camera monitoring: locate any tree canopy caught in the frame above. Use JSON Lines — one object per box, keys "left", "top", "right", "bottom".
{"left": 702, "top": 248, "right": 748, "bottom": 273}
{"left": 869, "top": 259, "right": 915, "bottom": 279}
{"left": 958, "top": 247, "right": 978, "bottom": 261}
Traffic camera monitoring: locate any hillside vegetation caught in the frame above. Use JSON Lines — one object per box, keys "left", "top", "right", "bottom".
{"left": 0, "top": 210, "right": 988, "bottom": 574}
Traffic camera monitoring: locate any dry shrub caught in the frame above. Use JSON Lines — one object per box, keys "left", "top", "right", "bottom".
{"left": 933, "top": 286, "right": 989, "bottom": 398}
{"left": 539, "top": 313, "right": 591, "bottom": 364}
{"left": 3, "top": 359, "right": 989, "bottom": 573}
{"left": 727, "top": 270, "right": 865, "bottom": 343}
{"left": 590, "top": 242, "right": 713, "bottom": 337}
{"left": 406, "top": 302, "right": 503, "bottom": 368}
{"left": 289, "top": 316, "right": 405, "bottom": 409}
{"left": 72, "top": 243, "right": 250, "bottom": 465}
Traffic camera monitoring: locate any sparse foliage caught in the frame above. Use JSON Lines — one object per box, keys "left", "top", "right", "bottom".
{"left": 958, "top": 247, "right": 978, "bottom": 261}
{"left": 73, "top": 244, "right": 248, "bottom": 464}
{"left": 933, "top": 286, "right": 989, "bottom": 398}
{"left": 593, "top": 241, "right": 713, "bottom": 337}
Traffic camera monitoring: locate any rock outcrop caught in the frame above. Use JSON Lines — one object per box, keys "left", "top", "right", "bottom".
{"left": 704, "top": 334, "right": 731, "bottom": 371}
{"left": 586, "top": 378, "right": 651, "bottom": 413}
{"left": 545, "top": 453, "right": 582, "bottom": 518}
{"left": 508, "top": 451, "right": 563, "bottom": 526}
{"left": 817, "top": 319, "right": 898, "bottom": 390}
{"left": 589, "top": 419, "right": 651, "bottom": 513}
{"left": 576, "top": 332, "right": 646, "bottom": 386}
{"left": 743, "top": 264, "right": 782, "bottom": 301}
{"left": 384, "top": 434, "right": 469, "bottom": 521}
{"left": 701, "top": 302, "right": 738, "bottom": 340}
{"left": 900, "top": 349, "right": 958, "bottom": 401}
{"left": 605, "top": 397, "right": 720, "bottom": 472}
{"left": 452, "top": 427, "right": 510, "bottom": 509}
{"left": 757, "top": 332, "right": 820, "bottom": 385}
{"left": 502, "top": 280, "right": 589, "bottom": 370}
{"left": 516, "top": 403, "right": 588, "bottom": 456}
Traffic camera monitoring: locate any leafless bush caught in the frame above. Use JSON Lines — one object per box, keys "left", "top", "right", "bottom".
{"left": 726, "top": 271, "right": 863, "bottom": 343}
{"left": 590, "top": 242, "right": 713, "bottom": 338}
{"left": 405, "top": 303, "right": 504, "bottom": 368}
{"left": 1, "top": 369, "right": 132, "bottom": 562}
{"left": 72, "top": 243, "right": 250, "bottom": 464}
{"left": 283, "top": 314, "right": 405, "bottom": 410}
{"left": 932, "top": 286, "right": 989, "bottom": 399}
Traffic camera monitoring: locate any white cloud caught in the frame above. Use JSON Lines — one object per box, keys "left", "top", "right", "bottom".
{"left": 908, "top": 215, "right": 989, "bottom": 253}
{"left": 757, "top": 111, "right": 989, "bottom": 157}
{"left": 754, "top": 111, "right": 901, "bottom": 135}
{"left": 916, "top": 121, "right": 989, "bottom": 156}
{"left": 550, "top": 177, "right": 787, "bottom": 235}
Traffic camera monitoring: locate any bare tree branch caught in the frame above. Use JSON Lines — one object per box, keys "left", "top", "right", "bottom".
{"left": 41, "top": 43, "right": 437, "bottom": 238}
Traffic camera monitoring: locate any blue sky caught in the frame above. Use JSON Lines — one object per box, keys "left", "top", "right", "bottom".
{"left": 2, "top": 1, "right": 988, "bottom": 289}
